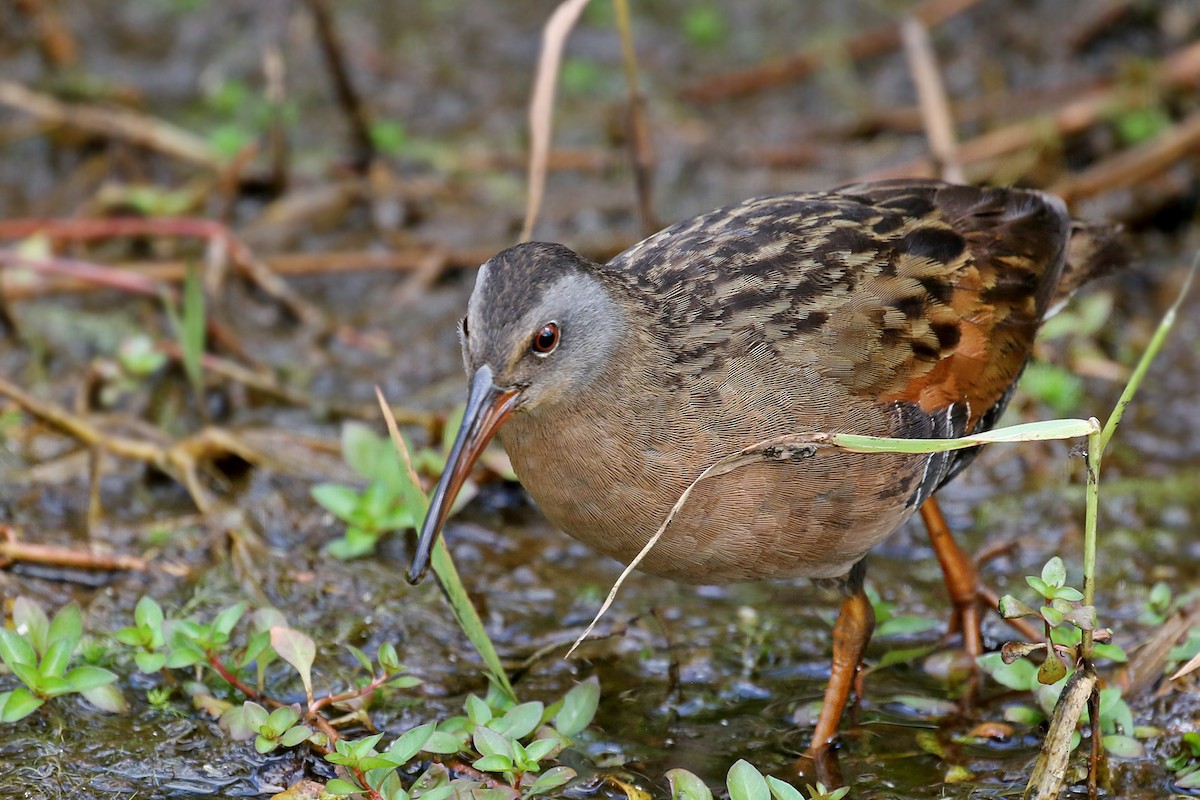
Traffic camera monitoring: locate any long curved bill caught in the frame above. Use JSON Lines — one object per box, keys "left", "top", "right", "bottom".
{"left": 407, "top": 364, "right": 520, "bottom": 584}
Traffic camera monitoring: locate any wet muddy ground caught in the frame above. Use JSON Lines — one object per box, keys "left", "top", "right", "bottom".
{"left": 1, "top": 1, "right": 1198, "bottom": 798}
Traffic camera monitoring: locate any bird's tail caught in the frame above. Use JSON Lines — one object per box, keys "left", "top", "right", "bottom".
{"left": 1048, "top": 219, "right": 1130, "bottom": 313}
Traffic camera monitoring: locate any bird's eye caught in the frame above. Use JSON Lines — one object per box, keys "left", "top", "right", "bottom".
{"left": 460, "top": 315, "right": 470, "bottom": 338}
{"left": 531, "top": 322, "right": 560, "bottom": 356}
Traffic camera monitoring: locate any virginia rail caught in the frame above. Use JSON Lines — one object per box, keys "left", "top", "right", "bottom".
{"left": 407, "top": 179, "right": 1121, "bottom": 759}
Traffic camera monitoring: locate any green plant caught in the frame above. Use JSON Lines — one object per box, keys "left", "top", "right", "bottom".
{"left": 312, "top": 422, "right": 421, "bottom": 559}
{"left": 979, "top": 558, "right": 1141, "bottom": 757}
{"left": 316, "top": 678, "right": 596, "bottom": 799}
{"left": 1166, "top": 732, "right": 1200, "bottom": 791}
{"left": 682, "top": 5, "right": 727, "bottom": 48}
{"left": 668, "top": 760, "right": 848, "bottom": 800}
{"left": 0, "top": 598, "right": 126, "bottom": 721}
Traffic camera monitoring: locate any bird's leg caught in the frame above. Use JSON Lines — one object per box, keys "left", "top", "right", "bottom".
{"left": 803, "top": 561, "right": 875, "bottom": 760}
{"left": 920, "top": 497, "right": 1044, "bottom": 650}
{"left": 920, "top": 497, "right": 983, "bottom": 659}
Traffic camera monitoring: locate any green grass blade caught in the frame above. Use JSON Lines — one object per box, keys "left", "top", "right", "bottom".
{"left": 375, "top": 388, "right": 517, "bottom": 703}
{"left": 1099, "top": 250, "right": 1197, "bottom": 451}
{"left": 828, "top": 417, "right": 1099, "bottom": 454}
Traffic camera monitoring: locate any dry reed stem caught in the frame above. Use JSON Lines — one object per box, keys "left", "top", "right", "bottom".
{"left": 520, "top": 0, "right": 593, "bottom": 242}
{"left": 0, "top": 79, "right": 221, "bottom": 169}
{"left": 900, "top": 16, "right": 964, "bottom": 183}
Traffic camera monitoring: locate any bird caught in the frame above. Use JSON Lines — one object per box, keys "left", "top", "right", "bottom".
{"left": 406, "top": 179, "right": 1122, "bottom": 763}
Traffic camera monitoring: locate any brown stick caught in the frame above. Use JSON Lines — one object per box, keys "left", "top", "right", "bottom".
{"left": 0, "top": 525, "right": 146, "bottom": 571}
{"left": 900, "top": 16, "right": 964, "bottom": 183}
{"left": 862, "top": 40, "right": 1200, "bottom": 183}
{"left": 302, "top": 0, "right": 377, "bottom": 170}
{"left": 0, "top": 216, "right": 325, "bottom": 326}
{"left": 0, "top": 79, "right": 222, "bottom": 169}
{"left": 681, "top": 0, "right": 983, "bottom": 103}
{"left": 613, "top": 0, "right": 658, "bottom": 236}
{"left": 1050, "top": 109, "right": 1200, "bottom": 203}
{"left": 14, "top": 0, "right": 78, "bottom": 69}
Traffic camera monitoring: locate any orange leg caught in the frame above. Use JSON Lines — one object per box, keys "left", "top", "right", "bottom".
{"left": 807, "top": 570, "right": 875, "bottom": 754}
{"left": 920, "top": 497, "right": 983, "bottom": 659}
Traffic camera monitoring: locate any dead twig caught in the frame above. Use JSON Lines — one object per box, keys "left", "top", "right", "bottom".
{"left": 612, "top": 0, "right": 657, "bottom": 235}
{"left": 0, "top": 79, "right": 222, "bottom": 170}
{"left": 521, "top": 0, "right": 593, "bottom": 242}
{"left": 303, "top": 0, "right": 377, "bottom": 171}
{"left": 0, "top": 376, "right": 268, "bottom": 513}
{"left": 14, "top": 0, "right": 78, "bottom": 69}
{"left": 900, "top": 16, "right": 964, "bottom": 183}
{"left": 681, "top": 0, "right": 983, "bottom": 103}
{"left": 862, "top": 40, "right": 1200, "bottom": 183}
{"left": 0, "top": 525, "right": 146, "bottom": 572}
{"left": 1050, "top": 109, "right": 1200, "bottom": 203}
{"left": 0, "top": 216, "right": 326, "bottom": 326}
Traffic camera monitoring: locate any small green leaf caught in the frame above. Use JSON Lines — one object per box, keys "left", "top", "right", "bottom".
{"left": 1041, "top": 605, "right": 1065, "bottom": 627}
{"left": 525, "top": 766, "right": 576, "bottom": 796}
{"left": 466, "top": 694, "right": 492, "bottom": 725}
{"left": 378, "top": 642, "right": 400, "bottom": 673}
{"left": 765, "top": 776, "right": 806, "bottom": 800}
{"left": 254, "top": 735, "right": 279, "bottom": 754}
{"left": 81, "top": 683, "right": 128, "bottom": 713}
{"left": 727, "top": 760, "right": 769, "bottom": 800}
{"left": 39, "top": 638, "right": 74, "bottom": 679}
{"left": 211, "top": 603, "right": 246, "bottom": 640}
{"left": 280, "top": 725, "right": 312, "bottom": 747}
{"left": 473, "top": 754, "right": 514, "bottom": 772}
{"left": 1054, "top": 586, "right": 1084, "bottom": 602}
{"left": 135, "top": 651, "right": 167, "bottom": 673}
{"left": 312, "top": 483, "right": 363, "bottom": 521}
{"left": 326, "top": 778, "right": 364, "bottom": 795}
{"left": 1103, "top": 734, "right": 1144, "bottom": 759}
{"left": 667, "top": 771, "right": 713, "bottom": 800}
{"left": 1025, "top": 576, "right": 1052, "bottom": 598}
{"left": 523, "top": 738, "right": 558, "bottom": 764}
{"left": 346, "top": 644, "right": 373, "bottom": 674}
{"left": 1041, "top": 557, "right": 1067, "bottom": 589}
{"left": 473, "top": 725, "right": 514, "bottom": 759}
{"left": 134, "top": 597, "right": 165, "bottom": 636}
{"left": 422, "top": 731, "right": 464, "bottom": 754}
{"left": 492, "top": 701, "right": 544, "bottom": 740}
{"left": 0, "top": 628, "right": 37, "bottom": 669}
{"left": 14, "top": 597, "right": 51, "bottom": 656}
{"left": 0, "top": 688, "right": 45, "bottom": 721}
{"left": 876, "top": 614, "right": 939, "bottom": 637}
{"left": 64, "top": 666, "right": 118, "bottom": 692}
{"left": 386, "top": 722, "right": 436, "bottom": 765}
{"left": 342, "top": 422, "right": 385, "bottom": 478}
{"left": 554, "top": 677, "right": 599, "bottom": 737}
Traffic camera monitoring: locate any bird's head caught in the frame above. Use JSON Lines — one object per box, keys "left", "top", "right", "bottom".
{"left": 407, "top": 242, "right": 629, "bottom": 583}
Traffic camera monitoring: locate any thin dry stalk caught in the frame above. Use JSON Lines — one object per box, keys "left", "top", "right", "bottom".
{"left": 900, "top": 16, "right": 964, "bottom": 183}
{"left": 14, "top": 0, "right": 78, "bottom": 69}
{"left": 863, "top": 39, "right": 1200, "bottom": 182}
{"left": 612, "top": 0, "right": 657, "bottom": 235}
{"left": 0, "top": 216, "right": 326, "bottom": 326}
{"left": 303, "top": 0, "right": 376, "bottom": 170}
{"left": 520, "top": 0, "right": 593, "bottom": 242}
{"left": 0, "top": 526, "right": 147, "bottom": 572}
{"left": 1024, "top": 670, "right": 1098, "bottom": 800}
{"left": 1050, "top": 108, "right": 1200, "bottom": 203}
{"left": 0, "top": 79, "right": 222, "bottom": 169}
